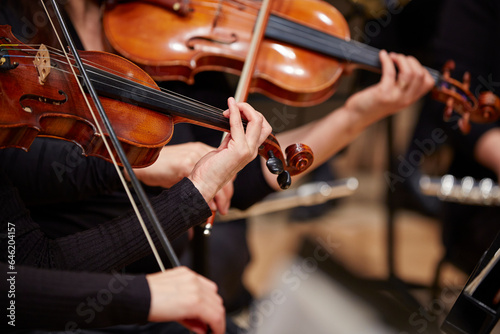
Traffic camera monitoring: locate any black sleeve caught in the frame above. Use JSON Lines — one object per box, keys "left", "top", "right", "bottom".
{"left": 0, "top": 138, "right": 122, "bottom": 206}
{"left": 0, "top": 262, "right": 150, "bottom": 331}
{"left": 0, "top": 169, "right": 211, "bottom": 272}
{"left": 231, "top": 157, "right": 275, "bottom": 210}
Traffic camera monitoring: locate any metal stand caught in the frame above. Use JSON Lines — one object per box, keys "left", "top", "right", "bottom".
{"left": 377, "top": 115, "right": 438, "bottom": 324}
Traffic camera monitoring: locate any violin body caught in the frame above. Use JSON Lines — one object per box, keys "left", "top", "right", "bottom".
{"left": 0, "top": 26, "right": 173, "bottom": 167}
{"left": 104, "top": 0, "right": 350, "bottom": 107}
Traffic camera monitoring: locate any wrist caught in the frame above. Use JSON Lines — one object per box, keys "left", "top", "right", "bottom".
{"left": 188, "top": 174, "right": 216, "bottom": 205}
{"left": 335, "top": 104, "right": 369, "bottom": 137}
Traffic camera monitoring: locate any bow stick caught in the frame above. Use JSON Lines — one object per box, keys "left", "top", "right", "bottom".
{"left": 44, "top": 1, "right": 216, "bottom": 332}
{"left": 204, "top": 0, "right": 275, "bottom": 237}
{"left": 43, "top": 0, "right": 179, "bottom": 270}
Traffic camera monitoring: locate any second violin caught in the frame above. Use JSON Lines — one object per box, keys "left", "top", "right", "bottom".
{"left": 104, "top": 0, "right": 500, "bottom": 132}
{"left": 104, "top": 0, "right": 349, "bottom": 106}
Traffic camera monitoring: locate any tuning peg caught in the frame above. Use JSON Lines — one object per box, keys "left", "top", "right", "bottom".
{"left": 462, "top": 71, "right": 471, "bottom": 91}
{"left": 478, "top": 92, "right": 500, "bottom": 122}
{"left": 266, "top": 150, "right": 284, "bottom": 175}
{"left": 441, "top": 59, "right": 455, "bottom": 84}
{"left": 277, "top": 171, "right": 291, "bottom": 190}
{"left": 443, "top": 97, "right": 454, "bottom": 121}
{"left": 442, "top": 60, "right": 455, "bottom": 77}
{"left": 458, "top": 112, "right": 471, "bottom": 134}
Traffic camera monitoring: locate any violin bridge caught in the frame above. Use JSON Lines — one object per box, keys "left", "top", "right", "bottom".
{"left": 33, "top": 44, "right": 50, "bottom": 85}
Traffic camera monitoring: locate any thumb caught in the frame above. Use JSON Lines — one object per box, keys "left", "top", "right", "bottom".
{"left": 207, "top": 199, "right": 217, "bottom": 212}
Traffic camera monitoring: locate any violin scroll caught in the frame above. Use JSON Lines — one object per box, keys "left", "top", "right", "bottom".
{"left": 285, "top": 143, "right": 314, "bottom": 176}
{"left": 431, "top": 60, "right": 500, "bottom": 134}
{"left": 259, "top": 140, "right": 313, "bottom": 189}
{"left": 279, "top": 143, "right": 314, "bottom": 189}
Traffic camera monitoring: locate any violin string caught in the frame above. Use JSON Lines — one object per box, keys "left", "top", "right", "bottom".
{"left": 265, "top": 16, "right": 443, "bottom": 82}
{"left": 2, "top": 44, "right": 230, "bottom": 120}
{"left": 79, "top": 65, "right": 231, "bottom": 123}
{"left": 116, "top": 0, "right": 440, "bottom": 84}
{"left": 86, "top": 67, "right": 231, "bottom": 123}
{"left": 9, "top": 61, "right": 230, "bottom": 128}
{"left": 79, "top": 60, "right": 231, "bottom": 121}
{"left": 40, "top": 0, "right": 167, "bottom": 271}
{"left": 5, "top": 50, "right": 467, "bottom": 114}
{"left": 4, "top": 47, "right": 234, "bottom": 125}
{"left": 17, "top": 52, "right": 450, "bottom": 107}
{"left": 39, "top": 46, "right": 235, "bottom": 120}
{"left": 3, "top": 14, "right": 444, "bottom": 88}
{"left": 180, "top": 0, "right": 376, "bottom": 53}
{"left": 4, "top": 44, "right": 176, "bottom": 91}
{"left": 4, "top": 8, "right": 445, "bottom": 110}
{"left": 132, "top": 0, "right": 443, "bottom": 84}
{"left": 8, "top": 44, "right": 154, "bottom": 82}
{"left": 190, "top": 0, "right": 261, "bottom": 13}
{"left": 8, "top": 44, "right": 164, "bottom": 86}
{"left": 111, "top": 3, "right": 374, "bottom": 73}
{"left": 118, "top": 0, "right": 261, "bottom": 24}
{"left": 176, "top": 0, "right": 260, "bottom": 22}
{"left": 269, "top": 19, "right": 380, "bottom": 58}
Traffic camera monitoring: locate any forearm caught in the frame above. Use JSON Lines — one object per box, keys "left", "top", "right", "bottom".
{"left": 474, "top": 128, "right": 500, "bottom": 178}
{"left": 53, "top": 178, "right": 210, "bottom": 271}
{"left": 262, "top": 51, "right": 434, "bottom": 190}
{"left": 2, "top": 174, "right": 211, "bottom": 272}
{"left": 0, "top": 263, "right": 149, "bottom": 331}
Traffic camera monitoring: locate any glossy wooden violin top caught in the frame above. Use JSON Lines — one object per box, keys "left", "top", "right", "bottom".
{"left": 104, "top": 0, "right": 500, "bottom": 132}
{"left": 104, "top": 0, "right": 350, "bottom": 106}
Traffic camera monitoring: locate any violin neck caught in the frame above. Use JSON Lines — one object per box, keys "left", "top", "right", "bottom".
{"left": 86, "top": 66, "right": 233, "bottom": 131}
{"left": 266, "top": 15, "right": 441, "bottom": 84}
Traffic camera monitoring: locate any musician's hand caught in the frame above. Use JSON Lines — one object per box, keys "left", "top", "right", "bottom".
{"left": 130, "top": 142, "right": 215, "bottom": 189}
{"left": 188, "top": 97, "right": 272, "bottom": 205}
{"left": 345, "top": 50, "right": 434, "bottom": 122}
{"left": 128, "top": 141, "right": 235, "bottom": 214}
{"left": 146, "top": 267, "right": 225, "bottom": 334}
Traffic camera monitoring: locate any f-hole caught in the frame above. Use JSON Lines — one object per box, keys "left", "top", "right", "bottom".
{"left": 19, "top": 90, "right": 68, "bottom": 113}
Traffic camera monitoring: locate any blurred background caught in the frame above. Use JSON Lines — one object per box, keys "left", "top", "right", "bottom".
{"left": 218, "top": 0, "right": 500, "bottom": 332}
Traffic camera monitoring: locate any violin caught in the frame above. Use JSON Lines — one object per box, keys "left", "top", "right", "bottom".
{"left": 0, "top": 24, "right": 313, "bottom": 189}
{"left": 103, "top": 0, "right": 500, "bottom": 132}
